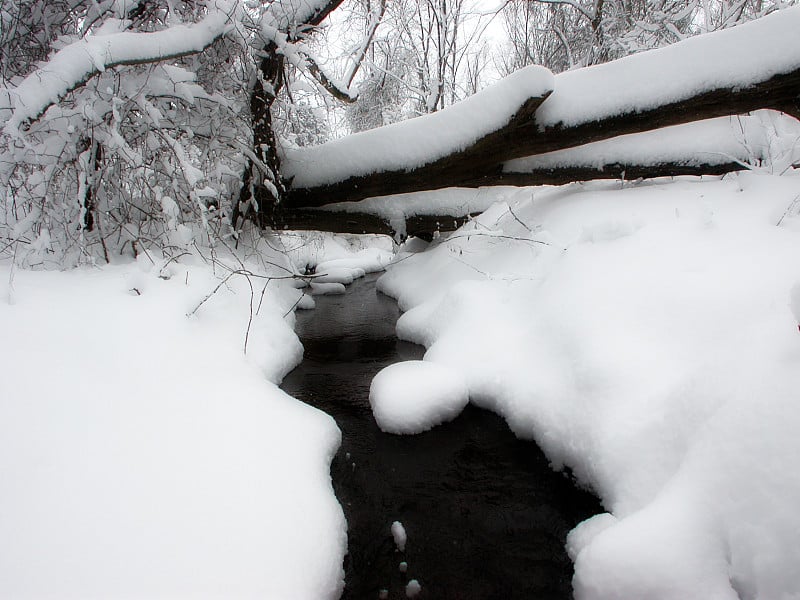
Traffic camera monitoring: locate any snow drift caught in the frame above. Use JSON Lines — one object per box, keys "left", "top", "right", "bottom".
{"left": 378, "top": 171, "right": 800, "bottom": 599}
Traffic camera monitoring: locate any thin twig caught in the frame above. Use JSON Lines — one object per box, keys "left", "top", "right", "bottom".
{"left": 777, "top": 194, "right": 800, "bottom": 226}
{"left": 283, "top": 294, "right": 305, "bottom": 319}
{"left": 187, "top": 272, "right": 237, "bottom": 316}
{"left": 446, "top": 231, "right": 557, "bottom": 248}
{"left": 507, "top": 205, "right": 533, "bottom": 233}
{"left": 243, "top": 272, "right": 255, "bottom": 354}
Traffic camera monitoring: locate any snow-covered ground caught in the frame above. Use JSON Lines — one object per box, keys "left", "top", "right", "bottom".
{"left": 376, "top": 170, "right": 800, "bottom": 599}
{"left": 3, "top": 170, "right": 800, "bottom": 599}
{"left": 0, "top": 232, "right": 389, "bottom": 600}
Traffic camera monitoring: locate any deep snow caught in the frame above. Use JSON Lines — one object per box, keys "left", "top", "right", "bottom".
{"left": 3, "top": 170, "right": 800, "bottom": 599}
{"left": 0, "top": 233, "right": 386, "bottom": 600}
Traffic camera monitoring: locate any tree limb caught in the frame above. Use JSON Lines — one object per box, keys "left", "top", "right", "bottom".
{"left": 2, "top": 0, "right": 240, "bottom": 135}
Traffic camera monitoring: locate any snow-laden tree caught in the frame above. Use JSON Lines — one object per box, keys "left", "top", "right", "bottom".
{"left": 0, "top": 0, "right": 367, "bottom": 265}
{"left": 0, "top": 0, "right": 255, "bottom": 266}
{"left": 497, "top": 0, "right": 796, "bottom": 75}
{"left": 3, "top": 0, "right": 800, "bottom": 261}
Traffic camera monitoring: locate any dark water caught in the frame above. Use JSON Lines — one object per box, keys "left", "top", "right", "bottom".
{"left": 281, "top": 274, "right": 601, "bottom": 600}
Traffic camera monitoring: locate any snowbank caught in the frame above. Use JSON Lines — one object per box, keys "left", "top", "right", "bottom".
{"left": 275, "top": 230, "right": 394, "bottom": 273}
{"left": 282, "top": 65, "right": 554, "bottom": 187}
{"left": 378, "top": 171, "right": 800, "bottom": 599}
{"left": 0, "top": 252, "right": 346, "bottom": 599}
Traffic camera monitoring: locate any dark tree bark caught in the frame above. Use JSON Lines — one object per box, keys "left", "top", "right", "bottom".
{"left": 276, "top": 208, "right": 480, "bottom": 240}
{"left": 233, "top": 43, "right": 286, "bottom": 229}
{"left": 472, "top": 161, "right": 748, "bottom": 187}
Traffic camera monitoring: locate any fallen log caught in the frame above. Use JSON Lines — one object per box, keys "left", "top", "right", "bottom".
{"left": 284, "top": 9, "right": 800, "bottom": 208}
{"left": 287, "top": 72, "right": 800, "bottom": 207}
{"left": 274, "top": 207, "right": 478, "bottom": 240}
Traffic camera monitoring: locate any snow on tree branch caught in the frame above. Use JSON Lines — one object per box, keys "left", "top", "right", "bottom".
{"left": 1, "top": 0, "right": 240, "bottom": 136}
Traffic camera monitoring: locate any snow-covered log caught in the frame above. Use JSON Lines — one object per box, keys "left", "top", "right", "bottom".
{"left": 284, "top": 8, "right": 800, "bottom": 208}
{"left": 275, "top": 208, "right": 477, "bottom": 240}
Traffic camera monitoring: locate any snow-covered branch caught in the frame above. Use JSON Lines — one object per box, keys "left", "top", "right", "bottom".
{"left": 1, "top": 0, "right": 240, "bottom": 135}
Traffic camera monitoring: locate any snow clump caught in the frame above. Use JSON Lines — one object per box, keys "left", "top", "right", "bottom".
{"left": 405, "top": 579, "right": 422, "bottom": 598}
{"left": 391, "top": 520, "right": 408, "bottom": 552}
{"left": 370, "top": 361, "right": 469, "bottom": 434}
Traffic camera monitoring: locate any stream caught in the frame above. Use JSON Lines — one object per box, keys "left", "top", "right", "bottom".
{"left": 281, "top": 273, "right": 602, "bottom": 600}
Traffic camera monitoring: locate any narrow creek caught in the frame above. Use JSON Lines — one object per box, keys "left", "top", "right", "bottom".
{"left": 281, "top": 273, "right": 602, "bottom": 600}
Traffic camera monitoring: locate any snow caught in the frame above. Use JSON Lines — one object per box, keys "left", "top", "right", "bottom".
{"left": 312, "top": 266, "right": 363, "bottom": 285}
{"left": 276, "top": 231, "right": 394, "bottom": 274}
{"left": 282, "top": 65, "right": 554, "bottom": 187}
{"left": 264, "top": 0, "right": 338, "bottom": 30}
{"left": 0, "top": 252, "right": 347, "bottom": 600}
{"left": 309, "top": 281, "right": 347, "bottom": 295}
{"left": 320, "top": 187, "right": 516, "bottom": 235}
{"left": 370, "top": 361, "right": 470, "bottom": 434}
{"left": 377, "top": 170, "right": 800, "bottom": 599}
{"left": 391, "top": 520, "right": 408, "bottom": 552}
{"left": 790, "top": 282, "right": 800, "bottom": 325}
{"left": 504, "top": 112, "right": 800, "bottom": 174}
{"left": 405, "top": 579, "right": 422, "bottom": 598}
{"left": 537, "top": 7, "right": 800, "bottom": 128}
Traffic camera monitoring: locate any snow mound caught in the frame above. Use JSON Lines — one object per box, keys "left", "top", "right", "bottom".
{"left": 309, "top": 282, "right": 346, "bottom": 295}
{"left": 316, "top": 248, "right": 393, "bottom": 274}
{"left": 312, "top": 266, "right": 362, "bottom": 285}
{"left": 405, "top": 580, "right": 422, "bottom": 598}
{"left": 369, "top": 361, "right": 469, "bottom": 434}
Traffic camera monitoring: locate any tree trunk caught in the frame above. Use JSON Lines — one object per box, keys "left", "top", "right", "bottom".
{"left": 234, "top": 0, "right": 348, "bottom": 230}
{"left": 234, "top": 43, "right": 285, "bottom": 229}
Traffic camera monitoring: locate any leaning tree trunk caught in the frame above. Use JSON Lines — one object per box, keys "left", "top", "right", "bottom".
{"left": 233, "top": 0, "right": 347, "bottom": 230}
{"left": 233, "top": 42, "right": 285, "bottom": 230}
